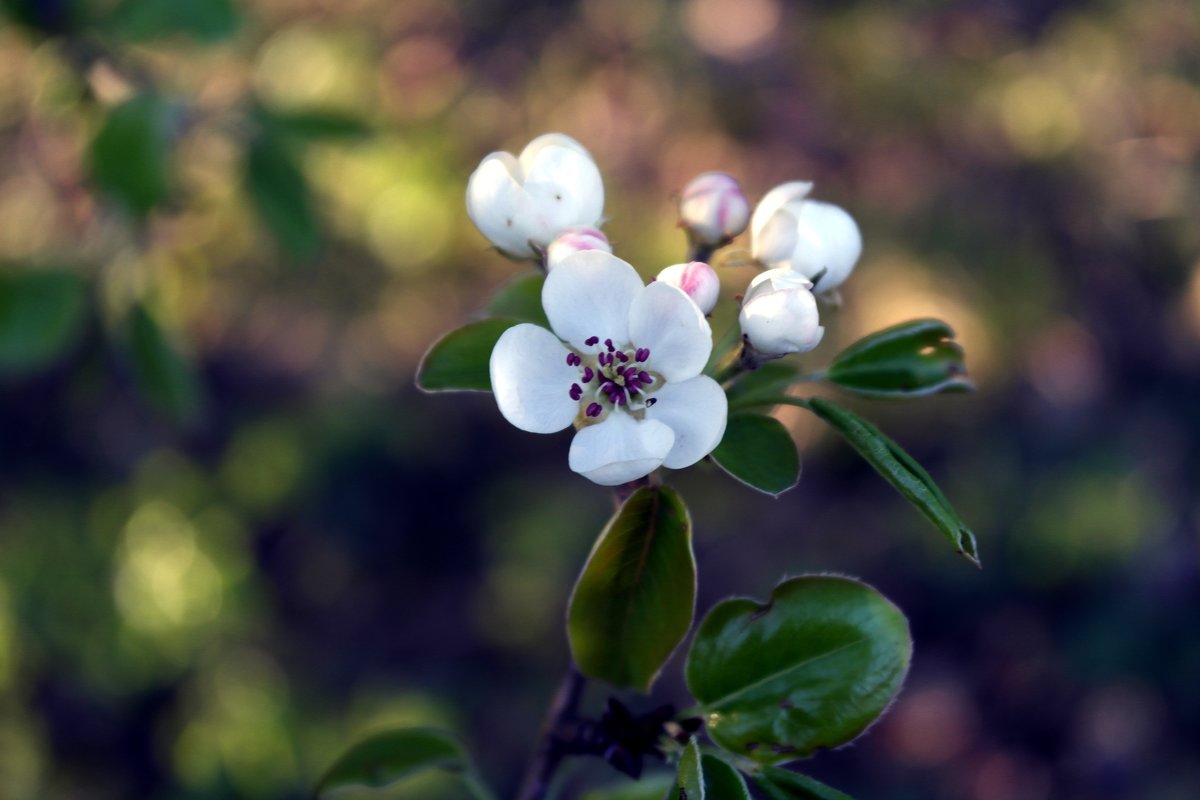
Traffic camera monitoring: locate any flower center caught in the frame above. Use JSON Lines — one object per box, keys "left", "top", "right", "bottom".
{"left": 565, "top": 334, "right": 659, "bottom": 420}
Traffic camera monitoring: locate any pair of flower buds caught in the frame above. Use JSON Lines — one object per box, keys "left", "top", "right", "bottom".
{"left": 465, "top": 133, "right": 862, "bottom": 357}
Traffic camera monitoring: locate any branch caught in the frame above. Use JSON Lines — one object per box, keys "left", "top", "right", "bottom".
{"left": 516, "top": 665, "right": 587, "bottom": 800}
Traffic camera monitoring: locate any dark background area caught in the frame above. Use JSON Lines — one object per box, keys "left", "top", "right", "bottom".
{"left": 1, "top": 0, "right": 1198, "bottom": 798}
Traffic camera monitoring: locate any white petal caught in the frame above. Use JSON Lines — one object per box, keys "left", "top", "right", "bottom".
{"left": 738, "top": 285, "right": 825, "bottom": 356}
{"left": 568, "top": 413, "right": 674, "bottom": 486}
{"left": 789, "top": 200, "right": 862, "bottom": 291}
{"left": 466, "top": 152, "right": 539, "bottom": 257}
{"left": 520, "top": 135, "right": 605, "bottom": 243}
{"left": 519, "top": 133, "right": 592, "bottom": 164}
{"left": 751, "top": 205, "right": 799, "bottom": 268}
{"left": 744, "top": 267, "right": 813, "bottom": 302}
{"left": 543, "top": 250, "right": 643, "bottom": 349}
{"left": 645, "top": 376, "right": 728, "bottom": 469}
{"left": 656, "top": 262, "right": 721, "bottom": 315}
{"left": 751, "top": 181, "right": 814, "bottom": 240}
{"left": 628, "top": 282, "right": 712, "bottom": 382}
{"left": 489, "top": 323, "right": 580, "bottom": 433}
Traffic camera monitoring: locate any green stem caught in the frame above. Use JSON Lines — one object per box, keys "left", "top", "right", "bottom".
{"left": 726, "top": 395, "right": 814, "bottom": 413}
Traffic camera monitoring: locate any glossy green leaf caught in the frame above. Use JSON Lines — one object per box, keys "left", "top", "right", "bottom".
{"left": 268, "top": 108, "right": 371, "bottom": 142}
{"left": 724, "top": 361, "right": 801, "bottom": 406}
{"left": 804, "top": 397, "right": 979, "bottom": 565}
{"left": 686, "top": 575, "right": 911, "bottom": 764}
{"left": 568, "top": 486, "right": 696, "bottom": 692}
{"left": 416, "top": 318, "right": 521, "bottom": 392}
{"left": 314, "top": 727, "right": 492, "bottom": 799}
{"left": 244, "top": 131, "right": 320, "bottom": 261}
{"left": 827, "top": 318, "right": 972, "bottom": 398}
{"left": 701, "top": 754, "right": 751, "bottom": 800}
{"left": 108, "top": 0, "right": 238, "bottom": 42}
{"left": 710, "top": 414, "right": 800, "bottom": 497}
{"left": 89, "top": 93, "right": 174, "bottom": 218}
{"left": 583, "top": 774, "right": 673, "bottom": 800}
{"left": 0, "top": 270, "right": 86, "bottom": 376}
{"left": 755, "top": 767, "right": 855, "bottom": 800}
{"left": 127, "top": 304, "right": 202, "bottom": 425}
{"left": 676, "top": 738, "right": 704, "bottom": 800}
{"left": 485, "top": 272, "right": 549, "bottom": 327}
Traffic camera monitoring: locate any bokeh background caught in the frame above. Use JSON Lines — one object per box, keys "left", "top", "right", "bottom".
{"left": 2, "top": 0, "right": 1199, "bottom": 798}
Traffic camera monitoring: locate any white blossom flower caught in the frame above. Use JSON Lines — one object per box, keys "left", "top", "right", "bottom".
{"left": 738, "top": 268, "right": 824, "bottom": 355}
{"left": 678, "top": 172, "right": 750, "bottom": 246}
{"left": 655, "top": 261, "right": 720, "bottom": 315}
{"left": 750, "top": 181, "right": 862, "bottom": 292}
{"left": 546, "top": 226, "right": 612, "bottom": 271}
{"left": 490, "top": 251, "right": 728, "bottom": 485}
{"left": 466, "top": 133, "right": 605, "bottom": 259}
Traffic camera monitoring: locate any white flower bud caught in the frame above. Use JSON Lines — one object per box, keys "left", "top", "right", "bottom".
{"left": 545, "top": 226, "right": 612, "bottom": 271}
{"left": 750, "top": 181, "right": 862, "bottom": 292}
{"left": 466, "top": 133, "right": 605, "bottom": 259}
{"left": 738, "top": 268, "right": 824, "bottom": 355}
{"left": 655, "top": 261, "right": 720, "bottom": 315}
{"left": 678, "top": 172, "right": 751, "bottom": 246}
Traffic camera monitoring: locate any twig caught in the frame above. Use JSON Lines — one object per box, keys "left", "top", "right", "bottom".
{"left": 516, "top": 666, "right": 587, "bottom": 800}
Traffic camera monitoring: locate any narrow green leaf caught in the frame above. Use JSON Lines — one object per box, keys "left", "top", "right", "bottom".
{"left": 827, "top": 318, "right": 972, "bottom": 399}
{"left": 568, "top": 486, "right": 696, "bottom": 692}
{"left": 724, "top": 361, "right": 800, "bottom": 406}
{"left": 701, "top": 754, "right": 751, "bottom": 800}
{"left": 755, "top": 767, "right": 855, "bottom": 800}
{"left": 244, "top": 131, "right": 320, "bottom": 261}
{"left": 89, "top": 93, "right": 173, "bottom": 218}
{"left": 485, "top": 272, "right": 549, "bottom": 327}
{"left": 127, "top": 304, "right": 202, "bottom": 425}
{"left": 107, "top": 0, "right": 238, "bottom": 42}
{"left": 314, "top": 727, "right": 492, "bottom": 799}
{"left": 676, "top": 738, "right": 704, "bottom": 800}
{"left": 685, "top": 575, "right": 912, "bottom": 764}
{"left": 710, "top": 414, "right": 800, "bottom": 497}
{"left": 416, "top": 318, "right": 521, "bottom": 392}
{"left": 582, "top": 774, "right": 674, "bottom": 800}
{"left": 268, "top": 108, "right": 371, "bottom": 142}
{"left": 0, "top": 269, "right": 86, "bottom": 376}
{"left": 804, "top": 397, "right": 979, "bottom": 565}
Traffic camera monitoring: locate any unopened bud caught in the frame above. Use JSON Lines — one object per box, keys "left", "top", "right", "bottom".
{"left": 655, "top": 261, "right": 720, "bottom": 315}
{"left": 545, "top": 227, "right": 612, "bottom": 271}
{"left": 738, "top": 268, "right": 824, "bottom": 356}
{"left": 678, "top": 172, "right": 750, "bottom": 247}
{"left": 750, "top": 181, "right": 861, "bottom": 292}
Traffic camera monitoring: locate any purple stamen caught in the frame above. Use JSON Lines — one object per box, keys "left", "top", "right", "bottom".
{"left": 614, "top": 391, "right": 626, "bottom": 405}
{"left": 569, "top": 384, "right": 583, "bottom": 401}
{"left": 581, "top": 367, "right": 594, "bottom": 383}
{"left": 638, "top": 370, "right": 653, "bottom": 384}
{"left": 604, "top": 338, "right": 615, "bottom": 352}
{"left": 615, "top": 351, "right": 629, "bottom": 363}
{"left": 616, "top": 365, "right": 626, "bottom": 376}
{"left": 635, "top": 348, "right": 650, "bottom": 362}
{"left": 586, "top": 403, "right": 603, "bottom": 417}
{"left": 646, "top": 398, "right": 657, "bottom": 406}
{"left": 566, "top": 352, "right": 581, "bottom": 367}
{"left": 585, "top": 335, "right": 599, "bottom": 346}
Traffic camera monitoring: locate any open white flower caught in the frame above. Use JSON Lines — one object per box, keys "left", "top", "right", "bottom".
{"left": 466, "top": 133, "right": 605, "bottom": 259}
{"left": 751, "top": 181, "right": 862, "bottom": 292}
{"left": 738, "top": 268, "right": 824, "bottom": 356}
{"left": 490, "top": 251, "right": 728, "bottom": 485}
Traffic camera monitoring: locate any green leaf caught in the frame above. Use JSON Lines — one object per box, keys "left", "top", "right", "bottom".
{"left": 710, "top": 414, "right": 800, "bottom": 497}
{"left": 314, "top": 727, "right": 492, "bottom": 799}
{"left": 244, "top": 130, "right": 320, "bottom": 261}
{"left": 485, "top": 272, "right": 549, "bottom": 327}
{"left": 582, "top": 774, "right": 674, "bottom": 800}
{"left": 89, "top": 93, "right": 174, "bottom": 218}
{"left": 701, "top": 754, "right": 751, "bottom": 800}
{"left": 724, "top": 361, "right": 801, "bottom": 406}
{"left": 107, "top": 0, "right": 239, "bottom": 42}
{"left": 755, "top": 767, "right": 855, "bottom": 800}
{"left": 685, "top": 575, "right": 912, "bottom": 764}
{"left": 827, "top": 319, "right": 972, "bottom": 399}
{"left": 416, "top": 318, "right": 521, "bottom": 392}
{"left": 268, "top": 108, "right": 371, "bottom": 142}
{"left": 568, "top": 486, "right": 696, "bottom": 692}
{"left": 0, "top": 269, "right": 87, "bottom": 376}
{"left": 676, "top": 738, "right": 704, "bottom": 800}
{"left": 127, "top": 304, "right": 202, "bottom": 425}
{"left": 804, "top": 397, "right": 980, "bottom": 565}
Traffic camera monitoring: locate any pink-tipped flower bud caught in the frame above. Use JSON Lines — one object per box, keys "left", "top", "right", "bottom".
{"left": 678, "top": 172, "right": 751, "bottom": 246}
{"left": 738, "top": 268, "right": 824, "bottom": 356}
{"left": 545, "top": 226, "right": 612, "bottom": 271}
{"left": 656, "top": 261, "right": 721, "bottom": 315}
